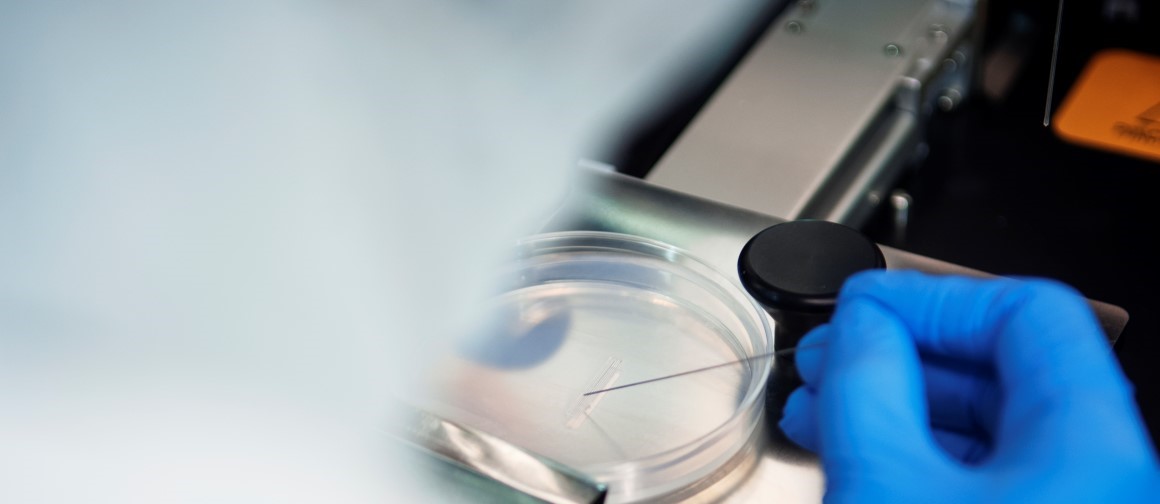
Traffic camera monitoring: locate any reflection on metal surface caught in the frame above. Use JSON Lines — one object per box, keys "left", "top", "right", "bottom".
{"left": 890, "top": 188, "right": 912, "bottom": 244}
{"left": 395, "top": 403, "right": 607, "bottom": 504}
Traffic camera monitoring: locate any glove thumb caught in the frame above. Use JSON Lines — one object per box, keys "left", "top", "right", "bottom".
{"left": 817, "top": 296, "right": 948, "bottom": 501}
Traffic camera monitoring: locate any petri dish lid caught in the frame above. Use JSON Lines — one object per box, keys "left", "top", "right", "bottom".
{"left": 424, "top": 231, "right": 773, "bottom": 502}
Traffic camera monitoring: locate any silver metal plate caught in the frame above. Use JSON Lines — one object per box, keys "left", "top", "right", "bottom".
{"left": 647, "top": 0, "right": 977, "bottom": 226}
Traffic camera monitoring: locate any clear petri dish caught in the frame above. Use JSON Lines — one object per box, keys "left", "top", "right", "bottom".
{"left": 425, "top": 231, "right": 773, "bottom": 502}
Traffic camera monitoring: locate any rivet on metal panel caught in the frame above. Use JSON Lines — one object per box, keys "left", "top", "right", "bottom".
{"left": 942, "top": 57, "right": 959, "bottom": 73}
{"left": 785, "top": 20, "right": 804, "bottom": 34}
{"left": 928, "top": 24, "right": 949, "bottom": 44}
{"left": 884, "top": 44, "right": 903, "bottom": 58}
{"left": 797, "top": 0, "right": 816, "bottom": 13}
{"left": 937, "top": 88, "right": 962, "bottom": 112}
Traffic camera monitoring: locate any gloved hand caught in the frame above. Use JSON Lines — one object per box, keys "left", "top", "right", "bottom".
{"left": 778, "top": 270, "right": 1160, "bottom": 502}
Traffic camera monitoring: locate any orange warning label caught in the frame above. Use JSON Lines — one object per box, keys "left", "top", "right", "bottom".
{"left": 1053, "top": 49, "right": 1160, "bottom": 163}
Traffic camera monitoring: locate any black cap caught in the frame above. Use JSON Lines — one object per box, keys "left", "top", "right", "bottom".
{"left": 738, "top": 220, "right": 885, "bottom": 313}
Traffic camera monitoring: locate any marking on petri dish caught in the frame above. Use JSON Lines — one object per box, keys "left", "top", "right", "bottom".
{"left": 584, "top": 411, "right": 629, "bottom": 459}
{"left": 565, "top": 357, "right": 622, "bottom": 429}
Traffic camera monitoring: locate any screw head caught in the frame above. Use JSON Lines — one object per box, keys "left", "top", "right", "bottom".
{"left": 786, "top": 20, "right": 804, "bottom": 34}
{"left": 884, "top": 44, "right": 903, "bottom": 57}
{"left": 890, "top": 190, "right": 912, "bottom": 211}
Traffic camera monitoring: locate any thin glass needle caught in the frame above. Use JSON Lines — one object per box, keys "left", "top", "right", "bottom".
{"left": 1044, "top": 0, "right": 1066, "bottom": 127}
{"left": 582, "top": 342, "right": 827, "bottom": 396}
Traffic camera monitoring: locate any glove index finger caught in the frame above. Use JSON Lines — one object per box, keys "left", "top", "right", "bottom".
{"left": 839, "top": 271, "right": 1126, "bottom": 397}
{"left": 816, "top": 296, "right": 940, "bottom": 470}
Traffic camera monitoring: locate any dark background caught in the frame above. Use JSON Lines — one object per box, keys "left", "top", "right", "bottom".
{"left": 616, "top": 0, "right": 1160, "bottom": 448}
{"left": 862, "top": 0, "right": 1160, "bottom": 447}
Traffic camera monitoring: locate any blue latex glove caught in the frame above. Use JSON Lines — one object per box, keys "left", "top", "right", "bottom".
{"left": 779, "top": 270, "right": 1160, "bottom": 502}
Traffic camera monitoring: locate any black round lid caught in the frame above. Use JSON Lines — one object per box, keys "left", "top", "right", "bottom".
{"left": 738, "top": 220, "right": 885, "bottom": 313}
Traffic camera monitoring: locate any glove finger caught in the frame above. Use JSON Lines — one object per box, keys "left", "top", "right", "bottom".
{"left": 802, "top": 325, "right": 1002, "bottom": 437}
{"left": 839, "top": 271, "right": 1126, "bottom": 402}
{"left": 924, "top": 360, "right": 1001, "bottom": 436}
{"left": 932, "top": 428, "right": 990, "bottom": 465}
{"left": 804, "top": 330, "right": 1003, "bottom": 437}
{"left": 794, "top": 324, "right": 829, "bottom": 389}
{"left": 779, "top": 386, "right": 819, "bottom": 452}
{"left": 817, "top": 297, "right": 940, "bottom": 473}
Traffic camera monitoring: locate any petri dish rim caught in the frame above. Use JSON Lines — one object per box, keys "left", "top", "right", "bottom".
{"left": 509, "top": 231, "right": 774, "bottom": 495}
